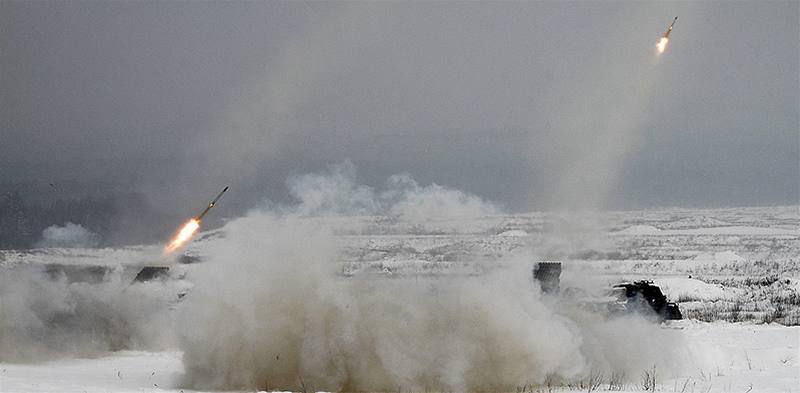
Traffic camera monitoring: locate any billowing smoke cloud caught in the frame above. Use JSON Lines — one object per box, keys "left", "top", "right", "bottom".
{"left": 36, "top": 222, "right": 100, "bottom": 248}
{"left": 383, "top": 173, "right": 503, "bottom": 220}
{"left": 0, "top": 265, "right": 179, "bottom": 362}
{"left": 0, "top": 166, "right": 689, "bottom": 388}
{"left": 178, "top": 167, "right": 686, "bottom": 391}
{"left": 287, "top": 161, "right": 381, "bottom": 216}
{"left": 0, "top": 165, "right": 500, "bottom": 366}
{"left": 288, "top": 161, "right": 502, "bottom": 219}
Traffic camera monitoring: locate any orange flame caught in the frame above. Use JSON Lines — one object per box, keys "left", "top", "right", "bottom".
{"left": 656, "top": 37, "right": 669, "bottom": 54}
{"left": 165, "top": 218, "right": 200, "bottom": 253}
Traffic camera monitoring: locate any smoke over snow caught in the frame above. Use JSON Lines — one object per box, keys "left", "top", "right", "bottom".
{"left": 177, "top": 168, "right": 686, "bottom": 391}
{"left": 0, "top": 167, "right": 692, "bottom": 389}
{"left": 0, "top": 265, "right": 179, "bottom": 362}
{"left": 36, "top": 222, "right": 100, "bottom": 248}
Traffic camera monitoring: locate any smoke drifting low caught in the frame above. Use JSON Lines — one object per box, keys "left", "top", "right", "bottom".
{"left": 0, "top": 265, "right": 179, "bottom": 362}
{"left": 178, "top": 167, "right": 686, "bottom": 391}
{"left": 0, "top": 167, "right": 689, "bottom": 389}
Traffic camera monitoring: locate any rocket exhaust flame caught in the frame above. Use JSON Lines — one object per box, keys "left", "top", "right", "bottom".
{"left": 165, "top": 218, "right": 200, "bottom": 253}
{"left": 657, "top": 16, "right": 677, "bottom": 55}
{"left": 656, "top": 37, "right": 669, "bottom": 54}
{"left": 164, "top": 186, "right": 229, "bottom": 254}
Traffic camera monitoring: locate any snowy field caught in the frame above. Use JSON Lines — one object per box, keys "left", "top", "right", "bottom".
{"left": 2, "top": 322, "right": 796, "bottom": 393}
{"left": 1, "top": 206, "right": 798, "bottom": 392}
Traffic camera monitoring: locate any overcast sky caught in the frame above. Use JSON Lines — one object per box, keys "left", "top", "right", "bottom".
{"left": 1, "top": 1, "right": 797, "bottom": 214}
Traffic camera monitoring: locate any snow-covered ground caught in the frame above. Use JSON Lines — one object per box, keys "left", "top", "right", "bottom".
{"left": 2, "top": 323, "right": 797, "bottom": 392}
{"left": 1, "top": 351, "right": 184, "bottom": 393}
{"left": 1, "top": 206, "right": 798, "bottom": 392}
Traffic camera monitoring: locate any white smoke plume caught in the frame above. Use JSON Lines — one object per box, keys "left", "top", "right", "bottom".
{"left": 178, "top": 167, "right": 687, "bottom": 391}
{"left": 287, "top": 161, "right": 502, "bottom": 219}
{"left": 0, "top": 266, "right": 179, "bottom": 362}
{"left": 0, "top": 166, "right": 689, "bottom": 388}
{"left": 383, "top": 173, "right": 503, "bottom": 220}
{"left": 287, "top": 161, "right": 380, "bottom": 216}
{"left": 36, "top": 222, "right": 100, "bottom": 248}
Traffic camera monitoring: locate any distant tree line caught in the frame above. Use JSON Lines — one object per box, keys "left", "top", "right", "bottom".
{"left": 0, "top": 191, "right": 177, "bottom": 249}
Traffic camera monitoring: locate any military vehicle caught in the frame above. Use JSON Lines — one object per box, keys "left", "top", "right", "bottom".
{"left": 612, "top": 280, "right": 682, "bottom": 320}
{"left": 533, "top": 262, "right": 682, "bottom": 321}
